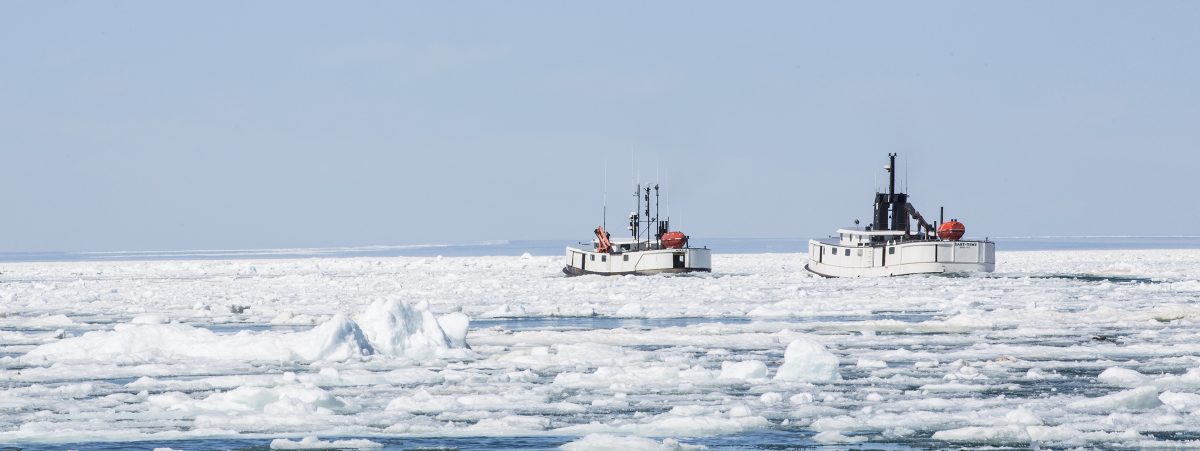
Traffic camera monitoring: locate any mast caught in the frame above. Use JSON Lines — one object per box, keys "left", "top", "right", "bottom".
{"left": 643, "top": 186, "right": 651, "bottom": 244}
{"left": 630, "top": 183, "right": 641, "bottom": 243}
{"left": 888, "top": 152, "right": 896, "bottom": 196}
{"left": 873, "top": 153, "right": 909, "bottom": 235}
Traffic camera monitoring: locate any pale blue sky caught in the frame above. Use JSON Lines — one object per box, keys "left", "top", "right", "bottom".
{"left": 2, "top": 2, "right": 1197, "bottom": 252}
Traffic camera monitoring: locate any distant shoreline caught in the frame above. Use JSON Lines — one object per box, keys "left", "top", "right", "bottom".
{"left": 1, "top": 237, "right": 1199, "bottom": 263}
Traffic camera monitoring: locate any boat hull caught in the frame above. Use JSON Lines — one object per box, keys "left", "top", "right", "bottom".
{"left": 563, "top": 246, "right": 712, "bottom": 276}
{"left": 806, "top": 239, "right": 995, "bottom": 278}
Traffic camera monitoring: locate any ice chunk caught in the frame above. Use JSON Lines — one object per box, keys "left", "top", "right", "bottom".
{"left": 1098, "top": 367, "right": 1149, "bottom": 388}
{"left": 856, "top": 358, "right": 887, "bottom": 368}
{"left": 23, "top": 314, "right": 373, "bottom": 364}
{"left": 1160, "top": 391, "right": 1200, "bottom": 413}
{"left": 384, "top": 388, "right": 459, "bottom": 413}
{"left": 466, "top": 415, "right": 551, "bottom": 433}
{"left": 553, "top": 405, "right": 768, "bottom": 437}
{"left": 1004, "top": 406, "right": 1043, "bottom": 425}
{"left": 130, "top": 314, "right": 167, "bottom": 324}
{"left": 812, "top": 431, "right": 867, "bottom": 444}
{"left": 437, "top": 311, "right": 471, "bottom": 348}
{"left": 270, "top": 436, "right": 382, "bottom": 449}
{"left": 290, "top": 314, "right": 374, "bottom": 361}
{"left": 354, "top": 298, "right": 458, "bottom": 359}
{"left": 1024, "top": 367, "right": 1048, "bottom": 379}
{"left": 150, "top": 383, "right": 354, "bottom": 416}
{"left": 932, "top": 425, "right": 1029, "bottom": 443}
{"left": 760, "top": 392, "right": 783, "bottom": 404}
{"left": 1069, "top": 386, "right": 1162, "bottom": 411}
{"left": 560, "top": 433, "right": 706, "bottom": 450}
{"left": 943, "top": 361, "right": 986, "bottom": 381}
{"left": 554, "top": 364, "right": 717, "bottom": 390}
{"left": 789, "top": 393, "right": 814, "bottom": 404}
{"left": 727, "top": 404, "right": 753, "bottom": 417}
{"left": 719, "top": 360, "right": 768, "bottom": 381}
{"left": 773, "top": 338, "right": 840, "bottom": 383}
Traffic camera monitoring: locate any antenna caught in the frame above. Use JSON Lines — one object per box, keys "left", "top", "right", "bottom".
{"left": 664, "top": 167, "right": 670, "bottom": 219}
{"left": 603, "top": 160, "right": 608, "bottom": 231}
{"left": 656, "top": 154, "right": 661, "bottom": 186}
{"left": 654, "top": 184, "right": 661, "bottom": 240}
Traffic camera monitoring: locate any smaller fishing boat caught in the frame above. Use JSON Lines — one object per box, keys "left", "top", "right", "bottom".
{"left": 806, "top": 153, "right": 996, "bottom": 278}
{"left": 564, "top": 184, "right": 711, "bottom": 276}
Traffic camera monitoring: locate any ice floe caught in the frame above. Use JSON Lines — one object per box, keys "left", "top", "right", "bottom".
{"left": 1, "top": 249, "right": 1200, "bottom": 447}
{"left": 270, "top": 436, "right": 382, "bottom": 449}
{"left": 560, "top": 433, "right": 705, "bottom": 450}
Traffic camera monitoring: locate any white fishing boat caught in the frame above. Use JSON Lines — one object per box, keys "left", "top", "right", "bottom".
{"left": 806, "top": 153, "right": 996, "bottom": 278}
{"left": 564, "top": 183, "right": 711, "bottom": 276}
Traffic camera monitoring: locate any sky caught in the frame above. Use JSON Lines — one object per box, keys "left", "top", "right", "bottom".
{"left": 2, "top": 1, "right": 1198, "bottom": 252}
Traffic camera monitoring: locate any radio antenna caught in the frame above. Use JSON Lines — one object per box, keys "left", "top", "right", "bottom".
{"left": 603, "top": 159, "right": 608, "bottom": 231}
{"left": 665, "top": 167, "right": 670, "bottom": 219}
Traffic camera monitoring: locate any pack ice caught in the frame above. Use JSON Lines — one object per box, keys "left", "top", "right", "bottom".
{"left": 1, "top": 249, "right": 1199, "bottom": 448}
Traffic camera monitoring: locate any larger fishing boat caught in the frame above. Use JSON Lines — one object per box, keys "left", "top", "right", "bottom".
{"left": 806, "top": 153, "right": 996, "bottom": 278}
{"left": 564, "top": 184, "right": 711, "bottom": 276}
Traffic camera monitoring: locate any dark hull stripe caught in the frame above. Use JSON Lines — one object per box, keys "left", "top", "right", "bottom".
{"left": 803, "top": 264, "right": 835, "bottom": 278}
{"left": 562, "top": 266, "right": 712, "bottom": 277}
{"left": 806, "top": 263, "right": 965, "bottom": 278}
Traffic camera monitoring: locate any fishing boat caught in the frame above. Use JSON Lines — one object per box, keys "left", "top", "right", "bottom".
{"left": 805, "top": 153, "right": 996, "bottom": 278}
{"left": 564, "top": 183, "right": 711, "bottom": 276}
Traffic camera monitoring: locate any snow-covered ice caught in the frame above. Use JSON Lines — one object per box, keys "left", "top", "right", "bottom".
{"left": 773, "top": 338, "right": 840, "bottom": 382}
{"left": 1, "top": 249, "right": 1200, "bottom": 448}
{"left": 560, "top": 433, "right": 705, "bottom": 450}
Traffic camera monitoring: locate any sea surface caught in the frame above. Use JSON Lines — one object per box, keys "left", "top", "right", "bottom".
{"left": 2, "top": 239, "right": 1200, "bottom": 450}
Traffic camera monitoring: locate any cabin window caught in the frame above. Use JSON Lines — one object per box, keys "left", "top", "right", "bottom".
{"left": 601, "top": 255, "right": 607, "bottom": 262}
{"left": 623, "top": 255, "right": 629, "bottom": 261}
{"left": 844, "top": 249, "right": 850, "bottom": 256}
{"left": 889, "top": 247, "right": 895, "bottom": 255}
{"left": 590, "top": 254, "right": 595, "bottom": 261}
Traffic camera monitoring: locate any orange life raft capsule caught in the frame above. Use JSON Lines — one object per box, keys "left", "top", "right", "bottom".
{"left": 937, "top": 220, "right": 966, "bottom": 241}
{"left": 660, "top": 231, "right": 688, "bottom": 249}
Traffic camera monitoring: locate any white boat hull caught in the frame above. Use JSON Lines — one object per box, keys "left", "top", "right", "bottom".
{"left": 563, "top": 247, "right": 712, "bottom": 276}
{"left": 805, "top": 239, "right": 995, "bottom": 278}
